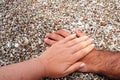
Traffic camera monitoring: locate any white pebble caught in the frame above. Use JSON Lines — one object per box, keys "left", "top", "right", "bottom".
{"left": 14, "top": 43, "right": 19, "bottom": 48}
{"left": 7, "top": 42, "right": 11, "bottom": 48}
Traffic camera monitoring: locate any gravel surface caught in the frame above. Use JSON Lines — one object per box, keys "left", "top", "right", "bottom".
{"left": 0, "top": 0, "right": 120, "bottom": 80}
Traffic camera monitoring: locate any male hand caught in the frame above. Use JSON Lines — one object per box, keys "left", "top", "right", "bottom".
{"left": 39, "top": 34, "right": 94, "bottom": 78}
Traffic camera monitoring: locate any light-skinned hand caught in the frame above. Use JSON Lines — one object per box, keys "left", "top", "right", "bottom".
{"left": 40, "top": 34, "right": 94, "bottom": 78}
{"left": 44, "top": 29, "right": 98, "bottom": 73}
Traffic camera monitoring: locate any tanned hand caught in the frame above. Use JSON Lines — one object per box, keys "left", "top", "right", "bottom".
{"left": 44, "top": 29, "right": 120, "bottom": 79}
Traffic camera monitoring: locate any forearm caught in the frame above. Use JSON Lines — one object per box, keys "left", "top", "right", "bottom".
{"left": 0, "top": 58, "right": 45, "bottom": 80}
{"left": 81, "top": 49, "right": 120, "bottom": 79}
{"left": 97, "top": 51, "right": 120, "bottom": 79}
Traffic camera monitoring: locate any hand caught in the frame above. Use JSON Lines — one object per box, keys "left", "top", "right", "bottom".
{"left": 44, "top": 29, "right": 100, "bottom": 73}
{"left": 44, "top": 29, "right": 71, "bottom": 46}
{"left": 44, "top": 29, "right": 85, "bottom": 46}
{"left": 40, "top": 34, "right": 94, "bottom": 78}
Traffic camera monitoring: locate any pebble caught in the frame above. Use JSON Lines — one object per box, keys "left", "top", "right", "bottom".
{"left": 22, "top": 37, "right": 29, "bottom": 46}
{"left": 100, "top": 21, "right": 108, "bottom": 26}
{"left": 0, "top": 13, "right": 1, "bottom": 18}
{"left": 0, "top": 0, "right": 120, "bottom": 80}
{"left": 38, "top": 38, "right": 42, "bottom": 44}
{"left": 7, "top": 42, "right": 12, "bottom": 48}
{"left": 0, "top": 11, "right": 2, "bottom": 26}
{"left": 14, "top": 43, "right": 19, "bottom": 48}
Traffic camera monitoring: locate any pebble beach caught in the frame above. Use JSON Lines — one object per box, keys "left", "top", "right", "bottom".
{"left": 0, "top": 0, "right": 120, "bottom": 80}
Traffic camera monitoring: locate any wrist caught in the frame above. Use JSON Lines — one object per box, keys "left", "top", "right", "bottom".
{"left": 25, "top": 57, "right": 47, "bottom": 79}
{"left": 34, "top": 57, "right": 46, "bottom": 78}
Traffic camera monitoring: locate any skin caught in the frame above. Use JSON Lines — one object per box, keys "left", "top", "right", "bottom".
{"left": 44, "top": 29, "right": 120, "bottom": 79}
{"left": 0, "top": 34, "right": 94, "bottom": 80}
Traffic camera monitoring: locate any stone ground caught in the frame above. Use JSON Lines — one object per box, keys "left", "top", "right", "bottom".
{"left": 0, "top": 0, "right": 120, "bottom": 80}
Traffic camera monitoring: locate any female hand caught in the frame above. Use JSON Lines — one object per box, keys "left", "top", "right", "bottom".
{"left": 39, "top": 34, "right": 94, "bottom": 78}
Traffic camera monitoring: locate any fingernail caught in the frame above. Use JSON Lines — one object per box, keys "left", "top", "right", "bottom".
{"left": 91, "top": 44, "right": 95, "bottom": 47}
{"left": 90, "top": 38, "right": 94, "bottom": 41}
{"left": 80, "top": 63, "right": 85, "bottom": 68}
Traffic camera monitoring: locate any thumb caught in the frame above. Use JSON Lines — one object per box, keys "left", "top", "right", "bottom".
{"left": 65, "top": 62, "right": 85, "bottom": 74}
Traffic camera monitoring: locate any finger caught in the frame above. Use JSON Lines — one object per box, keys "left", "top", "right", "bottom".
{"left": 55, "top": 29, "right": 70, "bottom": 37}
{"left": 46, "top": 33, "right": 64, "bottom": 41}
{"left": 44, "top": 38, "right": 56, "bottom": 46}
{"left": 60, "top": 34, "right": 76, "bottom": 43}
{"left": 78, "top": 63, "right": 94, "bottom": 72}
{"left": 70, "top": 38, "right": 94, "bottom": 53}
{"left": 65, "top": 36, "right": 89, "bottom": 47}
{"left": 73, "top": 44, "right": 95, "bottom": 61}
{"left": 65, "top": 62, "right": 85, "bottom": 75}
{"left": 75, "top": 29, "right": 85, "bottom": 37}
